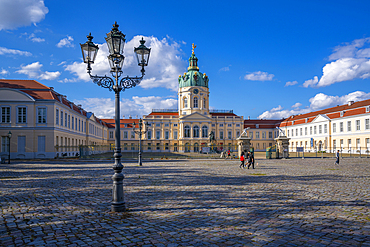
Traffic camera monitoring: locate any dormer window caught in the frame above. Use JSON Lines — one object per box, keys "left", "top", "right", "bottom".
{"left": 340, "top": 111, "right": 344, "bottom": 117}
{"left": 256, "top": 124, "right": 259, "bottom": 128}
{"left": 366, "top": 106, "right": 370, "bottom": 113}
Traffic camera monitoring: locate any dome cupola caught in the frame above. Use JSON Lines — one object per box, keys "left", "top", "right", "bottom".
{"left": 178, "top": 43, "right": 209, "bottom": 88}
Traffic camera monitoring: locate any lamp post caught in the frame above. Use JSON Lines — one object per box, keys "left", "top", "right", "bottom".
{"left": 7, "top": 131, "right": 12, "bottom": 164}
{"left": 80, "top": 22, "right": 151, "bottom": 212}
{"left": 133, "top": 118, "right": 148, "bottom": 166}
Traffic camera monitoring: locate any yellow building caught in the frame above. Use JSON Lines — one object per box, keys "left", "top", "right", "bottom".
{"left": 0, "top": 79, "right": 108, "bottom": 160}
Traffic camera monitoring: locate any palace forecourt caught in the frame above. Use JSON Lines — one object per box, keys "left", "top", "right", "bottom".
{"left": 1, "top": 158, "right": 369, "bottom": 246}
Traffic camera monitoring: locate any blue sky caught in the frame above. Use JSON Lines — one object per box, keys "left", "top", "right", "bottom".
{"left": 1, "top": 0, "right": 370, "bottom": 120}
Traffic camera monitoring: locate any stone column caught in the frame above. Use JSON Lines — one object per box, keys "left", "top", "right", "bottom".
{"left": 275, "top": 135, "right": 290, "bottom": 158}
{"left": 237, "top": 133, "right": 251, "bottom": 158}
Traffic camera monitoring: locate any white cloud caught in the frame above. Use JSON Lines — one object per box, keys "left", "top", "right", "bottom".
{"left": 16, "top": 62, "right": 61, "bottom": 80}
{"left": 74, "top": 96, "right": 178, "bottom": 119}
{"left": 244, "top": 71, "right": 274, "bottom": 81}
{"left": 305, "top": 37, "right": 370, "bottom": 88}
{"left": 328, "top": 38, "right": 370, "bottom": 61}
{"left": 291, "top": 102, "right": 302, "bottom": 109}
{"left": 29, "top": 33, "right": 45, "bottom": 42}
{"left": 65, "top": 35, "right": 186, "bottom": 91}
{"left": 285, "top": 80, "right": 298, "bottom": 87}
{"left": 258, "top": 91, "right": 370, "bottom": 119}
{"left": 303, "top": 76, "right": 318, "bottom": 88}
{"left": 317, "top": 58, "right": 370, "bottom": 87}
{"left": 219, "top": 65, "right": 231, "bottom": 72}
{"left": 0, "top": 47, "right": 32, "bottom": 56}
{"left": 0, "top": 0, "right": 48, "bottom": 30}
{"left": 56, "top": 36, "right": 74, "bottom": 48}
{"left": 0, "top": 68, "right": 9, "bottom": 76}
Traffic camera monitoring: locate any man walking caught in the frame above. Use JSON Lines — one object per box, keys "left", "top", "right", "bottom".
{"left": 247, "top": 151, "right": 255, "bottom": 169}
{"left": 335, "top": 150, "right": 340, "bottom": 165}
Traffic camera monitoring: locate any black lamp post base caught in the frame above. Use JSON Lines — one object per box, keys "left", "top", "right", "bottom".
{"left": 111, "top": 202, "right": 126, "bottom": 212}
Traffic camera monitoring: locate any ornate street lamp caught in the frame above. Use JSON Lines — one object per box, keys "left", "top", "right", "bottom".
{"left": 7, "top": 131, "right": 12, "bottom": 164}
{"left": 133, "top": 118, "right": 148, "bottom": 166}
{"left": 80, "top": 22, "right": 151, "bottom": 212}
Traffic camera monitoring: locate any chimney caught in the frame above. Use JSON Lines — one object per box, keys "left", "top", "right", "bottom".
{"left": 122, "top": 115, "right": 125, "bottom": 119}
{"left": 129, "top": 115, "right": 132, "bottom": 119}
{"left": 248, "top": 116, "right": 250, "bottom": 120}
{"left": 348, "top": 101, "right": 354, "bottom": 106}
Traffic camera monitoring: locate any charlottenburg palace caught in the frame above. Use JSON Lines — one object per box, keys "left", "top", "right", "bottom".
{"left": 1, "top": 47, "right": 369, "bottom": 159}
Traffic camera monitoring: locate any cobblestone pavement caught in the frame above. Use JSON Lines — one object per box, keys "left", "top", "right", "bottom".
{"left": 1, "top": 158, "right": 370, "bottom": 247}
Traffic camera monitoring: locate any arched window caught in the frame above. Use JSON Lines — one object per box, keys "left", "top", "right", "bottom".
{"left": 184, "top": 97, "right": 188, "bottom": 108}
{"left": 194, "top": 143, "right": 199, "bottom": 152}
{"left": 194, "top": 97, "right": 198, "bottom": 108}
{"left": 202, "top": 125, "right": 208, "bottom": 138}
{"left": 184, "top": 125, "right": 190, "bottom": 138}
{"left": 193, "top": 125, "right": 199, "bottom": 138}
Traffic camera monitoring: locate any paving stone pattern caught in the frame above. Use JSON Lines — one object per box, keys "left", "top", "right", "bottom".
{"left": 1, "top": 158, "right": 370, "bottom": 246}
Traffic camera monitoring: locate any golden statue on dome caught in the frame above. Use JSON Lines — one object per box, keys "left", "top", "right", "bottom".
{"left": 192, "top": 43, "right": 196, "bottom": 54}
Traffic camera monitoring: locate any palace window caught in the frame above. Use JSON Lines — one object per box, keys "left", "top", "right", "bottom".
{"left": 165, "top": 131, "right": 169, "bottom": 140}
{"left": 55, "top": 109, "right": 59, "bottom": 125}
{"left": 61, "top": 111, "right": 63, "bottom": 126}
{"left": 156, "top": 131, "right": 160, "bottom": 139}
{"left": 347, "top": 121, "right": 351, "bottom": 132}
{"left": 228, "top": 131, "right": 232, "bottom": 139}
{"left": 37, "top": 107, "right": 47, "bottom": 123}
{"left": 219, "top": 130, "right": 224, "bottom": 139}
{"left": 193, "top": 125, "right": 199, "bottom": 138}
{"left": 184, "top": 125, "right": 190, "bottom": 138}
{"left": 173, "top": 131, "right": 178, "bottom": 139}
{"left": 1, "top": 107, "right": 10, "bottom": 123}
{"left": 147, "top": 131, "right": 152, "bottom": 140}
{"left": 202, "top": 126, "right": 208, "bottom": 138}
{"left": 194, "top": 97, "right": 198, "bottom": 108}
{"left": 340, "top": 122, "right": 343, "bottom": 132}
{"left": 356, "top": 120, "right": 360, "bottom": 131}
{"left": 333, "top": 123, "right": 336, "bottom": 133}
{"left": 17, "top": 107, "right": 27, "bottom": 123}
{"left": 366, "top": 119, "right": 369, "bottom": 130}
{"left": 184, "top": 97, "right": 188, "bottom": 108}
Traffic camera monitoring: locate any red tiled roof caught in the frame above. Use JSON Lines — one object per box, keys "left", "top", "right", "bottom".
{"left": 244, "top": 119, "right": 283, "bottom": 129}
{"left": 0, "top": 79, "right": 50, "bottom": 89}
{"left": 280, "top": 99, "right": 370, "bottom": 126}
{"left": 1, "top": 79, "right": 88, "bottom": 118}
{"left": 101, "top": 118, "right": 139, "bottom": 128}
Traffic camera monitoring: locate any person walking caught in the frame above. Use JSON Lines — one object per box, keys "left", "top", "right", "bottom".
{"left": 227, "top": 149, "right": 231, "bottom": 159}
{"left": 239, "top": 151, "right": 245, "bottom": 168}
{"left": 335, "top": 150, "right": 340, "bottom": 165}
{"left": 247, "top": 151, "right": 255, "bottom": 169}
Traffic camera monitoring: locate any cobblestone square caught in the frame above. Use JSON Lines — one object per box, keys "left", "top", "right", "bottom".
{"left": 1, "top": 158, "right": 370, "bottom": 246}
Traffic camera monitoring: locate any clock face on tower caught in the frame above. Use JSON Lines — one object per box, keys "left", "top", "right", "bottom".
{"left": 193, "top": 88, "right": 199, "bottom": 94}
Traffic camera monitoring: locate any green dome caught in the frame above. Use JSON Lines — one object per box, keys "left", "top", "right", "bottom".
{"left": 178, "top": 51, "right": 209, "bottom": 88}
